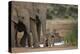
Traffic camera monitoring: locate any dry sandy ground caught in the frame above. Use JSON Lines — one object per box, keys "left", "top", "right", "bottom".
{"left": 11, "top": 45, "right": 77, "bottom": 53}
{"left": 46, "top": 19, "right": 77, "bottom": 37}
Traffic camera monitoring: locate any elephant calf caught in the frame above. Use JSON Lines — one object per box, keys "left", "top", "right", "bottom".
{"left": 46, "top": 30, "right": 55, "bottom": 47}
{"left": 48, "top": 35, "right": 54, "bottom": 47}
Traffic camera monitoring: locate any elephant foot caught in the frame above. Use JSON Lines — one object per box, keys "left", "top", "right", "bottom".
{"left": 25, "top": 45, "right": 28, "bottom": 48}
{"left": 33, "top": 44, "right": 40, "bottom": 48}
{"left": 33, "top": 46, "right": 40, "bottom": 48}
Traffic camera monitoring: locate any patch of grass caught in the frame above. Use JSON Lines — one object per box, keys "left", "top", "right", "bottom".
{"left": 64, "top": 24, "right": 78, "bottom": 46}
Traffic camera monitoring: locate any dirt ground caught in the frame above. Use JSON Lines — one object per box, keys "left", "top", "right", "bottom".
{"left": 11, "top": 45, "right": 77, "bottom": 53}
{"left": 46, "top": 19, "right": 77, "bottom": 37}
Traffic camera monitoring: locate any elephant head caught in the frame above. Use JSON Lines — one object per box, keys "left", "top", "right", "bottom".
{"left": 11, "top": 2, "right": 47, "bottom": 48}
{"left": 11, "top": 2, "right": 31, "bottom": 47}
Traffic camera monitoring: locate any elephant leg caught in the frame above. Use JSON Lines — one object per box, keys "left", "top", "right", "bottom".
{"left": 19, "top": 30, "right": 28, "bottom": 47}
{"left": 30, "top": 19, "right": 39, "bottom": 48}
{"left": 16, "top": 31, "right": 24, "bottom": 47}
{"left": 29, "top": 32, "right": 33, "bottom": 48}
{"left": 42, "top": 21, "right": 46, "bottom": 47}
{"left": 37, "top": 22, "right": 41, "bottom": 42}
{"left": 36, "top": 15, "right": 41, "bottom": 42}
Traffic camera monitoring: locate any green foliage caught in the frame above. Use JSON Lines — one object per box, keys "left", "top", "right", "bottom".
{"left": 47, "top": 14, "right": 53, "bottom": 19}
{"left": 64, "top": 15, "right": 69, "bottom": 19}
{"left": 46, "top": 4, "right": 78, "bottom": 20}
{"left": 64, "top": 24, "right": 78, "bottom": 46}
{"left": 46, "top": 9, "right": 53, "bottom": 19}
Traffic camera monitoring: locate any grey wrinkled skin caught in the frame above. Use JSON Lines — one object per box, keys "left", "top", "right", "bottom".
{"left": 11, "top": 1, "right": 47, "bottom": 48}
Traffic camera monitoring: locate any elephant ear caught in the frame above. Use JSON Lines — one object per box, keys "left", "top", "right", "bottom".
{"left": 11, "top": 7, "right": 19, "bottom": 24}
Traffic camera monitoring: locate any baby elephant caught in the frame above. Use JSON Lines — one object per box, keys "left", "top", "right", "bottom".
{"left": 47, "top": 35, "right": 55, "bottom": 47}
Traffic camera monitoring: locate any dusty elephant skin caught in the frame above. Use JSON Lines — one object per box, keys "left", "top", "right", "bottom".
{"left": 9, "top": 1, "right": 47, "bottom": 52}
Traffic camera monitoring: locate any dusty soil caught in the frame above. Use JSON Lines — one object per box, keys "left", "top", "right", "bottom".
{"left": 11, "top": 45, "right": 77, "bottom": 53}
{"left": 46, "top": 19, "right": 77, "bottom": 37}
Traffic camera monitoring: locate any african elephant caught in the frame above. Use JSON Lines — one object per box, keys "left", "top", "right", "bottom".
{"left": 10, "top": 1, "right": 47, "bottom": 48}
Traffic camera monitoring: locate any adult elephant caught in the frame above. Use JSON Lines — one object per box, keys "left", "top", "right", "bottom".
{"left": 11, "top": 2, "right": 31, "bottom": 47}
{"left": 11, "top": 2, "right": 47, "bottom": 48}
